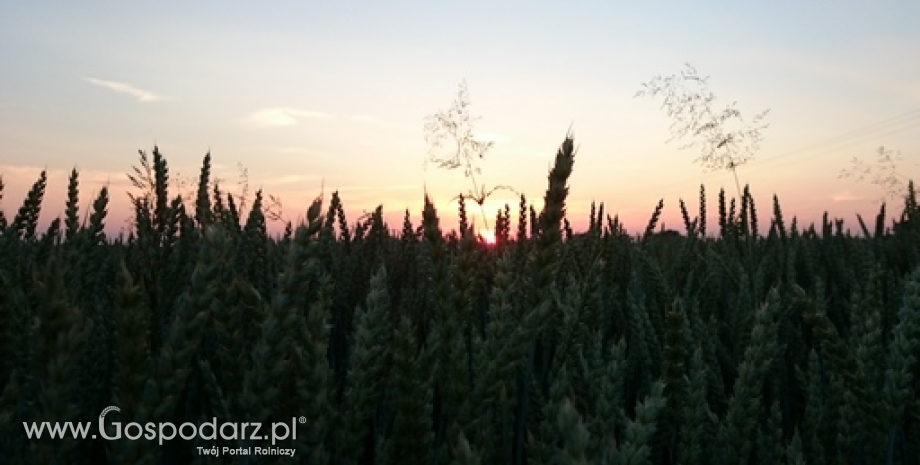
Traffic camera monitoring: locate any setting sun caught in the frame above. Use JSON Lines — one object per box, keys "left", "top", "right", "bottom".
{"left": 478, "top": 228, "right": 496, "bottom": 245}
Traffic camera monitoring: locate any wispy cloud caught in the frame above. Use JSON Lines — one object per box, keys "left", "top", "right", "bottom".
{"left": 248, "top": 107, "right": 335, "bottom": 127}
{"left": 830, "top": 191, "right": 861, "bottom": 202}
{"left": 85, "top": 78, "right": 172, "bottom": 102}
{"left": 0, "top": 164, "right": 132, "bottom": 210}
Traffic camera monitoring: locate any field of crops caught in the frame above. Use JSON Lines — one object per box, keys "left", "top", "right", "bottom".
{"left": 1, "top": 136, "right": 918, "bottom": 464}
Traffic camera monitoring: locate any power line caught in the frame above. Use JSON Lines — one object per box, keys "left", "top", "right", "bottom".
{"left": 641, "top": 108, "right": 920, "bottom": 199}
{"left": 753, "top": 110, "right": 920, "bottom": 168}
{"left": 752, "top": 117, "right": 920, "bottom": 174}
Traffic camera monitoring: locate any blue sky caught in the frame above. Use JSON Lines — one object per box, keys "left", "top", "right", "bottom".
{"left": 2, "top": 0, "right": 918, "bottom": 235}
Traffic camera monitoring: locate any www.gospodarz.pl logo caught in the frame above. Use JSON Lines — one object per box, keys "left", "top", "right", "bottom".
{"left": 97, "top": 405, "right": 306, "bottom": 446}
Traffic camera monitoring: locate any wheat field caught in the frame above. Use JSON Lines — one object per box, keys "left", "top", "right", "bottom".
{"left": 1, "top": 137, "right": 918, "bottom": 464}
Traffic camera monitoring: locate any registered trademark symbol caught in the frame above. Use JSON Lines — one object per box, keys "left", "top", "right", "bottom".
{"left": 299, "top": 417, "right": 306, "bottom": 424}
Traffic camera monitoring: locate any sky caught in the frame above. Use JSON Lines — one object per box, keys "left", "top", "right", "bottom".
{"left": 1, "top": 0, "right": 919, "bottom": 238}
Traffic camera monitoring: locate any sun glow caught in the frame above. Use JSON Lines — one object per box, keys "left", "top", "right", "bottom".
{"left": 478, "top": 228, "right": 496, "bottom": 245}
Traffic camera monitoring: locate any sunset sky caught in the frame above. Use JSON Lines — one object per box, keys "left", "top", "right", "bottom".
{"left": 2, "top": 1, "right": 919, "bottom": 237}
